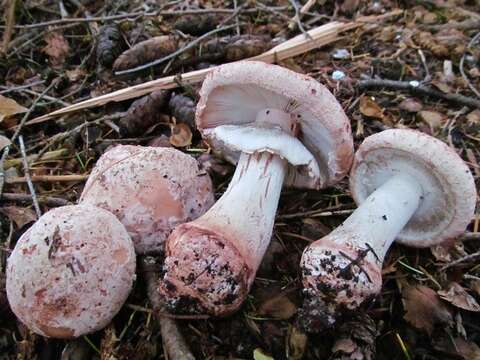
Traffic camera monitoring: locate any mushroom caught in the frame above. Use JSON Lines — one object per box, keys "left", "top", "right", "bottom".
{"left": 80, "top": 145, "right": 214, "bottom": 254}
{"left": 301, "top": 129, "right": 477, "bottom": 329}
{"left": 158, "top": 61, "right": 354, "bottom": 316}
{"left": 6, "top": 205, "right": 136, "bottom": 338}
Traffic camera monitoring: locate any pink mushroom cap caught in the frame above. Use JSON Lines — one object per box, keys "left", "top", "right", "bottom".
{"left": 196, "top": 60, "right": 354, "bottom": 189}
{"left": 80, "top": 145, "right": 215, "bottom": 254}
{"left": 6, "top": 205, "right": 136, "bottom": 338}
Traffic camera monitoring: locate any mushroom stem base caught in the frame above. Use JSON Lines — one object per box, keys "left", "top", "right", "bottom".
{"left": 159, "top": 223, "right": 250, "bottom": 316}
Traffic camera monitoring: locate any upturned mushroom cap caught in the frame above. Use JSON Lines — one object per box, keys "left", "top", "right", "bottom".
{"left": 6, "top": 205, "right": 136, "bottom": 338}
{"left": 350, "top": 129, "right": 477, "bottom": 247}
{"left": 80, "top": 145, "right": 214, "bottom": 254}
{"left": 196, "top": 60, "right": 353, "bottom": 189}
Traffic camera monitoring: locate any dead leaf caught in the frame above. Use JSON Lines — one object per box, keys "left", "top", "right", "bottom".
{"left": 431, "top": 79, "right": 452, "bottom": 93}
{"left": 258, "top": 292, "right": 297, "bottom": 320}
{"left": 0, "top": 134, "right": 11, "bottom": 150}
{"left": 470, "top": 280, "right": 480, "bottom": 297}
{"left": 65, "top": 68, "right": 87, "bottom": 82}
{"left": 402, "top": 285, "right": 453, "bottom": 335}
{"left": 417, "top": 110, "right": 447, "bottom": 131}
{"left": 169, "top": 123, "right": 192, "bottom": 147}
{"left": 434, "top": 336, "right": 480, "bottom": 360}
{"left": 454, "top": 338, "right": 480, "bottom": 360}
{"left": 0, "top": 95, "right": 27, "bottom": 123}
{"left": 253, "top": 348, "right": 273, "bottom": 360}
{"left": 438, "top": 283, "right": 480, "bottom": 312}
{"left": 466, "top": 109, "right": 480, "bottom": 124}
{"left": 430, "top": 244, "right": 452, "bottom": 262}
{"left": 332, "top": 339, "right": 356, "bottom": 354}
{"left": 287, "top": 326, "right": 307, "bottom": 360}
{"left": 0, "top": 206, "right": 37, "bottom": 228}
{"left": 399, "top": 98, "right": 423, "bottom": 112}
{"left": 42, "top": 32, "right": 70, "bottom": 66}
{"left": 359, "top": 96, "right": 384, "bottom": 119}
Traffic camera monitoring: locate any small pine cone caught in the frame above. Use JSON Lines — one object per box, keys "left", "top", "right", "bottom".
{"left": 96, "top": 24, "right": 124, "bottom": 68}
{"left": 119, "top": 90, "right": 171, "bottom": 136}
{"left": 174, "top": 14, "right": 220, "bottom": 36}
{"left": 331, "top": 313, "right": 377, "bottom": 360}
{"left": 169, "top": 93, "right": 196, "bottom": 127}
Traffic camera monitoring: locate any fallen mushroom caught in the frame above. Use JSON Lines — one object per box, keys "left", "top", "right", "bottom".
{"left": 159, "top": 61, "right": 354, "bottom": 316}
{"left": 6, "top": 205, "right": 136, "bottom": 338}
{"left": 80, "top": 145, "right": 214, "bottom": 254}
{"left": 301, "top": 129, "right": 477, "bottom": 330}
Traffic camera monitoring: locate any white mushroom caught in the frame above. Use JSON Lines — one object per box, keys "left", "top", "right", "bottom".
{"left": 158, "top": 61, "right": 354, "bottom": 316}
{"left": 301, "top": 129, "right": 477, "bottom": 329}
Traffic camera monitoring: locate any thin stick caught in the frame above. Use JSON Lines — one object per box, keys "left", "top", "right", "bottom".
{"left": 32, "top": 113, "right": 125, "bottom": 164}
{"left": 460, "top": 232, "right": 480, "bottom": 241}
{"left": 11, "top": 81, "right": 57, "bottom": 143}
{"left": 287, "top": 0, "right": 311, "bottom": 38}
{"left": 114, "top": 24, "right": 238, "bottom": 75}
{"left": 288, "top": 0, "right": 316, "bottom": 30}
{"left": 1, "top": 193, "right": 69, "bottom": 207}
{"left": 27, "top": 21, "right": 356, "bottom": 125}
{"left": 440, "top": 250, "right": 480, "bottom": 271}
{"left": 26, "top": 11, "right": 402, "bottom": 125}
{"left": 0, "top": 146, "right": 11, "bottom": 197}
{"left": 5, "top": 174, "right": 89, "bottom": 184}
{"left": 1, "top": 0, "right": 17, "bottom": 54}
{"left": 140, "top": 257, "right": 195, "bottom": 360}
{"left": 359, "top": 78, "right": 480, "bottom": 109}
{"left": 0, "top": 80, "right": 46, "bottom": 95}
{"left": 3, "top": 8, "right": 274, "bottom": 29}
{"left": 18, "top": 136, "right": 41, "bottom": 218}
{"left": 233, "top": 0, "right": 240, "bottom": 35}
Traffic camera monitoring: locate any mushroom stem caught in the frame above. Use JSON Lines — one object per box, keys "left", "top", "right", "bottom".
{"left": 334, "top": 173, "right": 423, "bottom": 263}
{"left": 199, "top": 151, "right": 287, "bottom": 270}
{"left": 300, "top": 174, "right": 423, "bottom": 329}
{"left": 160, "top": 150, "right": 287, "bottom": 315}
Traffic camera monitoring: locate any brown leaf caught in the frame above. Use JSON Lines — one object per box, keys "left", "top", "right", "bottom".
{"left": 417, "top": 110, "right": 446, "bottom": 131}
{"left": 42, "top": 32, "right": 70, "bottom": 66}
{"left": 434, "top": 336, "right": 480, "bottom": 360}
{"left": 399, "top": 98, "right": 423, "bottom": 113}
{"left": 453, "top": 338, "right": 480, "bottom": 360}
{"left": 466, "top": 109, "right": 480, "bottom": 124}
{"left": 402, "top": 285, "right": 453, "bottom": 335}
{"left": 169, "top": 123, "right": 192, "bottom": 148}
{"left": 438, "top": 283, "right": 480, "bottom": 312}
{"left": 65, "top": 67, "right": 87, "bottom": 82}
{"left": 431, "top": 79, "right": 452, "bottom": 93}
{"left": 430, "top": 244, "right": 452, "bottom": 262}
{"left": 0, "top": 206, "right": 37, "bottom": 228}
{"left": 0, "top": 95, "right": 27, "bottom": 123}
{"left": 0, "top": 134, "right": 11, "bottom": 150}
{"left": 470, "top": 280, "right": 480, "bottom": 297}
{"left": 359, "top": 96, "right": 384, "bottom": 119}
{"left": 258, "top": 293, "right": 297, "bottom": 320}
{"left": 287, "top": 325, "right": 307, "bottom": 360}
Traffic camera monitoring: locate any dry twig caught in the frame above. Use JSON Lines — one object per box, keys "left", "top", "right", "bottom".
{"left": 18, "top": 136, "right": 41, "bottom": 218}
{"left": 359, "top": 78, "right": 480, "bottom": 109}
{"left": 140, "top": 257, "right": 195, "bottom": 360}
{"left": 27, "top": 20, "right": 363, "bottom": 125}
{"left": 1, "top": 0, "right": 17, "bottom": 54}
{"left": 5, "top": 174, "right": 89, "bottom": 184}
